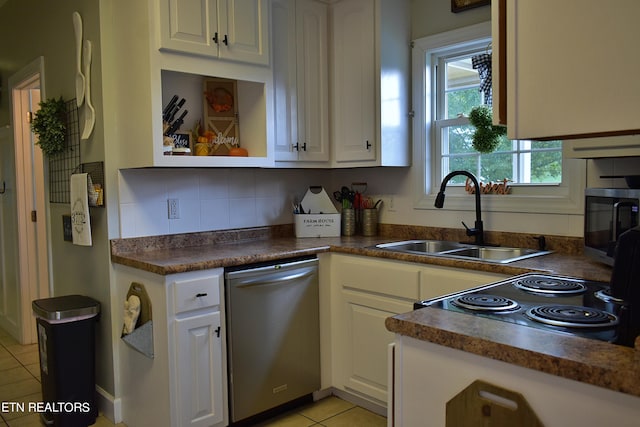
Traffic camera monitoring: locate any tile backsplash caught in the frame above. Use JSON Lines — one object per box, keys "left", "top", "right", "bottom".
{"left": 118, "top": 168, "right": 330, "bottom": 238}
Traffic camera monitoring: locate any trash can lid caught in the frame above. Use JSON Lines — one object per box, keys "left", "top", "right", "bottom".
{"left": 32, "top": 295, "right": 100, "bottom": 321}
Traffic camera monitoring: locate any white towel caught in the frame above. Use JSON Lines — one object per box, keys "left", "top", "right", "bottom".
{"left": 70, "top": 173, "right": 92, "bottom": 246}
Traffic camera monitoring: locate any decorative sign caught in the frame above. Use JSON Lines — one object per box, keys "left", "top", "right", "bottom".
{"left": 167, "top": 131, "right": 191, "bottom": 150}
{"left": 203, "top": 77, "right": 240, "bottom": 148}
{"left": 465, "top": 177, "right": 512, "bottom": 195}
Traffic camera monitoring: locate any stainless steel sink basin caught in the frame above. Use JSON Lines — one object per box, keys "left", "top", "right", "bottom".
{"left": 373, "top": 240, "right": 551, "bottom": 264}
{"left": 375, "top": 239, "right": 467, "bottom": 254}
{"left": 442, "top": 246, "right": 552, "bottom": 263}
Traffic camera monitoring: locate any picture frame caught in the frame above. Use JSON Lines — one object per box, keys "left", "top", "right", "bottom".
{"left": 451, "top": 0, "right": 490, "bottom": 13}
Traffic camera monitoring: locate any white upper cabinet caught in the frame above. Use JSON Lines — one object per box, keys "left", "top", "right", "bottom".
{"left": 160, "top": 0, "right": 269, "bottom": 65}
{"left": 330, "top": 0, "right": 411, "bottom": 167}
{"left": 331, "top": 0, "right": 376, "bottom": 163}
{"left": 104, "top": 0, "right": 274, "bottom": 168}
{"left": 272, "top": 0, "right": 330, "bottom": 163}
{"left": 493, "top": 0, "right": 640, "bottom": 142}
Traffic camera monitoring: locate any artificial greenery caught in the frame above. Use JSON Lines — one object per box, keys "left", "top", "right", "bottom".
{"left": 468, "top": 105, "right": 507, "bottom": 153}
{"left": 30, "top": 97, "right": 67, "bottom": 155}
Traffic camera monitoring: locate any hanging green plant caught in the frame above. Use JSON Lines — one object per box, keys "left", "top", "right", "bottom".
{"left": 31, "top": 97, "right": 67, "bottom": 156}
{"left": 468, "top": 105, "right": 507, "bottom": 153}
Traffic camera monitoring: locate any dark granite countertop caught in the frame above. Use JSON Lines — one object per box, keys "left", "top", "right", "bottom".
{"left": 110, "top": 225, "right": 612, "bottom": 281}
{"left": 111, "top": 225, "right": 637, "bottom": 397}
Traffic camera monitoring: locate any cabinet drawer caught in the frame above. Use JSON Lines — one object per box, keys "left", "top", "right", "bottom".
{"left": 173, "top": 276, "right": 221, "bottom": 314}
{"left": 335, "top": 257, "right": 420, "bottom": 300}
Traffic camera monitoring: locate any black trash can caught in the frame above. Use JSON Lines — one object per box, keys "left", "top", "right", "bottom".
{"left": 32, "top": 295, "right": 100, "bottom": 427}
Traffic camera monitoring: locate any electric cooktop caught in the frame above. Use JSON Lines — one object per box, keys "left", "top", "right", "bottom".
{"left": 415, "top": 273, "right": 628, "bottom": 344}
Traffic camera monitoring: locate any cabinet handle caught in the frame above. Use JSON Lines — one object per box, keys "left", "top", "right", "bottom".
{"left": 223, "top": 34, "right": 229, "bottom": 46}
{"left": 195, "top": 293, "right": 208, "bottom": 298}
{"left": 213, "top": 32, "right": 219, "bottom": 44}
{"left": 365, "top": 140, "right": 372, "bottom": 150}
{"left": 293, "top": 142, "right": 307, "bottom": 152}
{"left": 214, "top": 326, "right": 221, "bottom": 337}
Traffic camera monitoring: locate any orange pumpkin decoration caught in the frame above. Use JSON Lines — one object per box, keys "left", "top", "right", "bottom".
{"left": 229, "top": 147, "right": 248, "bottom": 157}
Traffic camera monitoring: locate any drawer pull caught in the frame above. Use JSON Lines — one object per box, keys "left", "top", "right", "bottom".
{"left": 195, "top": 293, "right": 208, "bottom": 298}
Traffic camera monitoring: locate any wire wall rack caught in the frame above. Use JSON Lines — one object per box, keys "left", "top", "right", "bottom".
{"left": 49, "top": 99, "right": 81, "bottom": 204}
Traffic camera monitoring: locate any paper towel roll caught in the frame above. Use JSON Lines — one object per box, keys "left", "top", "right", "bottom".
{"left": 70, "top": 173, "right": 92, "bottom": 246}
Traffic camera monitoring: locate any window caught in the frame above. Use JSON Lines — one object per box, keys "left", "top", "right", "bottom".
{"left": 435, "top": 50, "right": 563, "bottom": 186}
{"left": 412, "top": 22, "right": 584, "bottom": 214}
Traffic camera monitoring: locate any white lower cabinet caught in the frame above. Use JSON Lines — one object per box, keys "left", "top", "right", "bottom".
{"left": 393, "top": 335, "right": 640, "bottom": 427}
{"left": 116, "top": 265, "right": 228, "bottom": 427}
{"left": 326, "top": 254, "right": 506, "bottom": 407}
{"left": 175, "top": 311, "right": 224, "bottom": 427}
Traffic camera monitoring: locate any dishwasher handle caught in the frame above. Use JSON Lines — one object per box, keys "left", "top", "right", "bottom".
{"left": 230, "top": 267, "right": 316, "bottom": 288}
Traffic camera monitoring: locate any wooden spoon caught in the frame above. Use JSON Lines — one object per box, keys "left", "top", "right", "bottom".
{"left": 81, "top": 40, "right": 95, "bottom": 140}
{"left": 72, "top": 12, "right": 85, "bottom": 107}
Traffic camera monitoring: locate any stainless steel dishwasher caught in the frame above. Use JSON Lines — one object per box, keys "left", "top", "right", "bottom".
{"left": 225, "top": 256, "right": 320, "bottom": 424}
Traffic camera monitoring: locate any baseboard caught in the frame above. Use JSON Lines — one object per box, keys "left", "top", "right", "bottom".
{"left": 96, "top": 385, "right": 122, "bottom": 424}
{"left": 317, "top": 387, "right": 387, "bottom": 418}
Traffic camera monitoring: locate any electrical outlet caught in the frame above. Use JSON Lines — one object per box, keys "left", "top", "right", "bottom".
{"left": 168, "top": 198, "right": 179, "bottom": 219}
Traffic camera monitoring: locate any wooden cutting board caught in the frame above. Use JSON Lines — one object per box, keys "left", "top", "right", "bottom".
{"left": 446, "top": 380, "right": 544, "bottom": 427}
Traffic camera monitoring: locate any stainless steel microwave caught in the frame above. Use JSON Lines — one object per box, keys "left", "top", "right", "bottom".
{"left": 585, "top": 188, "right": 640, "bottom": 265}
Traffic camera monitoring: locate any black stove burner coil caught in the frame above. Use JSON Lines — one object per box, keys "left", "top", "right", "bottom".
{"left": 525, "top": 305, "right": 619, "bottom": 329}
{"left": 513, "top": 277, "right": 586, "bottom": 295}
{"left": 451, "top": 294, "right": 519, "bottom": 312}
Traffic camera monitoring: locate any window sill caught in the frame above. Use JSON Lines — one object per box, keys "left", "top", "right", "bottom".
{"left": 415, "top": 187, "right": 584, "bottom": 215}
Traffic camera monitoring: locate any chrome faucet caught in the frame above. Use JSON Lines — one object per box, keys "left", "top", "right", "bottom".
{"left": 435, "top": 170, "right": 485, "bottom": 246}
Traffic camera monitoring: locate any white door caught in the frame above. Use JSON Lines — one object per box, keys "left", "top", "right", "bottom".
{"left": 2, "top": 57, "right": 51, "bottom": 344}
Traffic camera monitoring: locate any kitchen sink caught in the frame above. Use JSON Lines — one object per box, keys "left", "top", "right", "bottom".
{"left": 375, "top": 239, "right": 467, "bottom": 254}
{"left": 373, "top": 240, "right": 552, "bottom": 264}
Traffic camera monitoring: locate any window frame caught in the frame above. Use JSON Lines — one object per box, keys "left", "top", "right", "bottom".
{"left": 412, "top": 22, "right": 585, "bottom": 215}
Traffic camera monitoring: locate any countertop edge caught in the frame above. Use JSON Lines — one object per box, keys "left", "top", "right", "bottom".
{"left": 386, "top": 308, "right": 640, "bottom": 397}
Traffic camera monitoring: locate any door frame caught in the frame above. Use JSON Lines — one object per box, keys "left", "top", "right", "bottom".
{"left": 8, "top": 57, "right": 51, "bottom": 344}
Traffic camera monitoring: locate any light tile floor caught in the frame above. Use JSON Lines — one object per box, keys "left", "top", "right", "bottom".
{"left": 256, "top": 396, "right": 386, "bottom": 427}
{"left": 0, "top": 327, "right": 385, "bottom": 426}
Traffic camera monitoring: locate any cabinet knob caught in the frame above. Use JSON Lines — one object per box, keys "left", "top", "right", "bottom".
{"left": 365, "top": 140, "right": 372, "bottom": 150}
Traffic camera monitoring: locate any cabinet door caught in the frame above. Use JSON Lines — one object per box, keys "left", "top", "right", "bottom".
{"left": 160, "top": 0, "right": 219, "bottom": 57}
{"left": 342, "top": 291, "right": 412, "bottom": 402}
{"left": 272, "top": 0, "right": 300, "bottom": 161}
{"left": 175, "top": 311, "right": 224, "bottom": 427}
{"left": 501, "top": 0, "right": 640, "bottom": 140}
{"left": 273, "top": 0, "right": 329, "bottom": 163}
{"left": 331, "top": 0, "right": 376, "bottom": 163}
{"left": 219, "top": 0, "right": 269, "bottom": 65}
{"left": 331, "top": 255, "right": 420, "bottom": 404}
{"left": 295, "top": 0, "right": 330, "bottom": 162}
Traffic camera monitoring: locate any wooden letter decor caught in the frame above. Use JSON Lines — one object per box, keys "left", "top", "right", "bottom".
{"left": 465, "top": 177, "right": 511, "bottom": 195}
